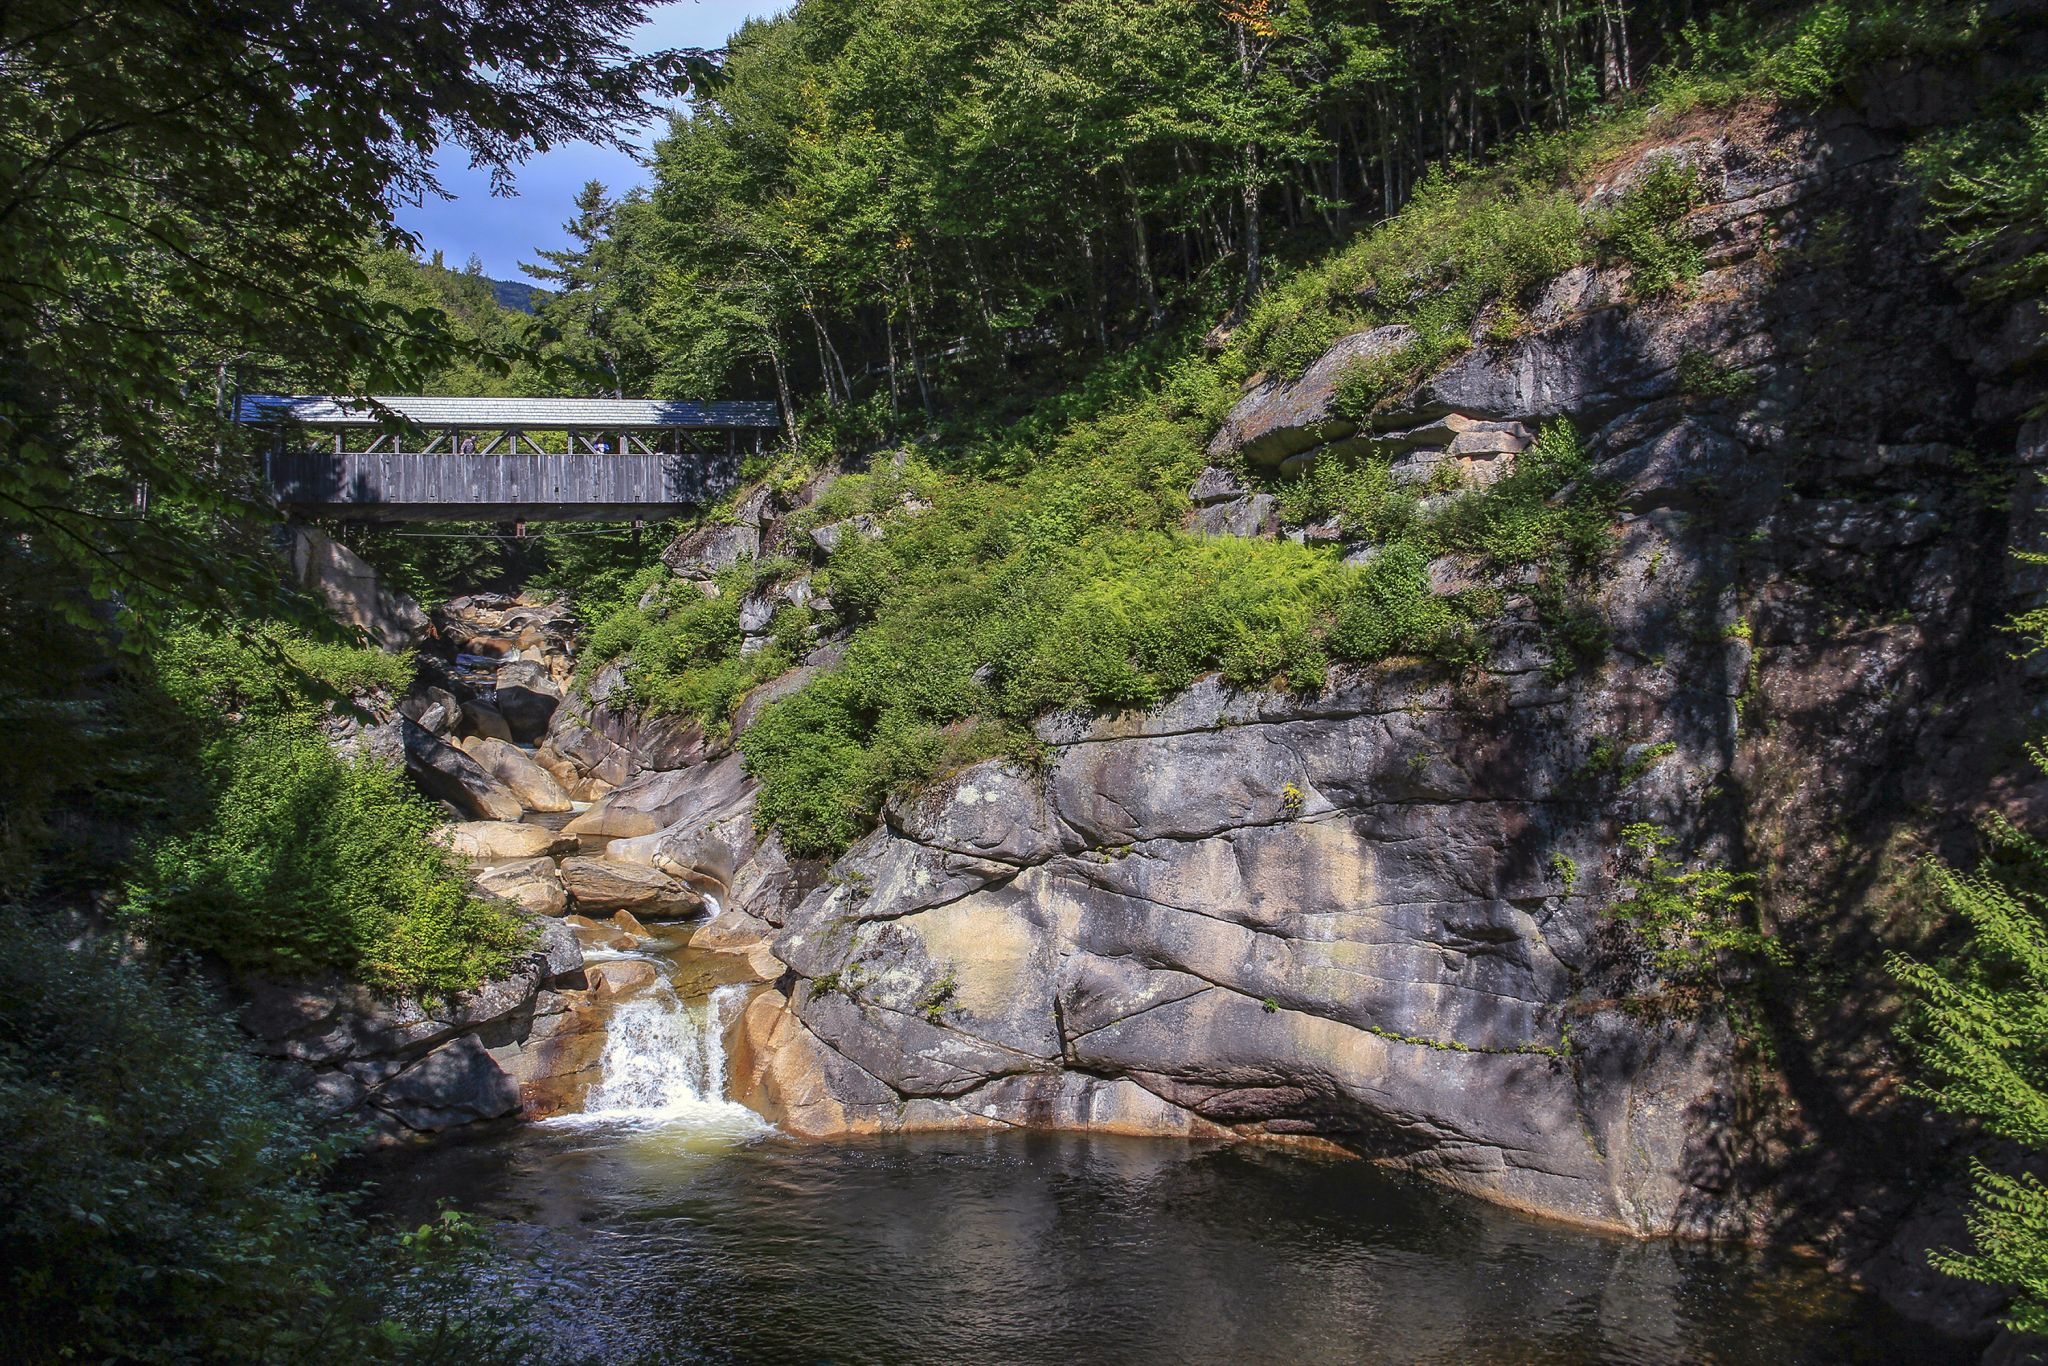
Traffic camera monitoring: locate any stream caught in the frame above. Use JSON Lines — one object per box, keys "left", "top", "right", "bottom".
{"left": 365, "top": 940, "right": 1965, "bottom": 1364}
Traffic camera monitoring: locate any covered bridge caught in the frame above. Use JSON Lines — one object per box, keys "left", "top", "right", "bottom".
{"left": 240, "top": 394, "right": 780, "bottom": 520}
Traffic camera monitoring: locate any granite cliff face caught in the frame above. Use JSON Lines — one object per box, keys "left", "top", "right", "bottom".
{"left": 526, "top": 101, "right": 2046, "bottom": 1268}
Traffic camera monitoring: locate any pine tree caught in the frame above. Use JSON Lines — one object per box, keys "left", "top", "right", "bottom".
{"left": 525, "top": 179, "right": 656, "bottom": 398}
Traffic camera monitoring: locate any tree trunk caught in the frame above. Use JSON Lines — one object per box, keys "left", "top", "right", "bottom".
{"left": 766, "top": 338, "right": 796, "bottom": 442}
{"left": 1120, "top": 167, "right": 1164, "bottom": 331}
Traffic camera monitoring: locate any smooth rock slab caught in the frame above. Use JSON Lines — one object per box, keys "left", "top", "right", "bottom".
{"left": 463, "top": 737, "right": 574, "bottom": 812}
{"left": 560, "top": 856, "right": 704, "bottom": 915}
{"left": 474, "top": 856, "right": 569, "bottom": 916}
{"left": 370, "top": 1035, "right": 521, "bottom": 1132}
{"left": 434, "top": 820, "right": 577, "bottom": 863}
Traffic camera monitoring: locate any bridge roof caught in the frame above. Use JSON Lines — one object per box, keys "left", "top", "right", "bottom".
{"left": 236, "top": 394, "right": 780, "bottom": 428}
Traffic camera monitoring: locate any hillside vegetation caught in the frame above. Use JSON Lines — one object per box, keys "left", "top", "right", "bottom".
{"left": 3, "top": 0, "right": 2048, "bottom": 1356}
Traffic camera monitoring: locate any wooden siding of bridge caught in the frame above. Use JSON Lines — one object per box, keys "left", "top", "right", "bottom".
{"left": 267, "top": 450, "right": 742, "bottom": 518}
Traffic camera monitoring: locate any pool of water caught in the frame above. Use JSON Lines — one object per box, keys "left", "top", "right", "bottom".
{"left": 368, "top": 1119, "right": 1960, "bottom": 1365}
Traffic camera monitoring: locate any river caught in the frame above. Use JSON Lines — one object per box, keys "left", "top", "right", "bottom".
{"left": 364, "top": 946, "right": 1963, "bottom": 1364}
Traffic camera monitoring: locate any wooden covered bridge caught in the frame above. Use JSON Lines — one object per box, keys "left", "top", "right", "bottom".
{"left": 240, "top": 395, "right": 780, "bottom": 520}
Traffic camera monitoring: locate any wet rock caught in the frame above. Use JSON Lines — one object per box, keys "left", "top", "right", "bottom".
{"left": 584, "top": 959, "right": 661, "bottom": 998}
{"left": 559, "top": 856, "right": 704, "bottom": 916}
{"left": 369, "top": 1035, "right": 521, "bottom": 1132}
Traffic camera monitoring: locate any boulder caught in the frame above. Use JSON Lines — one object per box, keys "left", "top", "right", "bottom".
{"left": 808, "top": 514, "right": 883, "bottom": 553}
{"left": 368, "top": 1035, "right": 522, "bottom": 1132}
{"left": 1189, "top": 464, "right": 1251, "bottom": 506}
{"left": 283, "top": 525, "right": 429, "bottom": 650}
{"left": 493, "top": 660, "right": 561, "bottom": 741}
{"left": 474, "top": 856, "right": 569, "bottom": 916}
{"left": 1208, "top": 324, "right": 1416, "bottom": 468}
{"left": 466, "top": 737, "right": 574, "bottom": 812}
{"left": 1188, "top": 492, "right": 1276, "bottom": 537}
{"left": 559, "top": 856, "right": 704, "bottom": 916}
{"left": 463, "top": 698, "right": 517, "bottom": 743}
{"left": 398, "top": 685, "right": 462, "bottom": 736}
{"left": 565, "top": 751, "right": 752, "bottom": 840}
{"left": 434, "top": 821, "right": 576, "bottom": 863}
{"left": 585, "top": 958, "right": 661, "bottom": 998}
{"left": 387, "top": 720, "right": 523, "bottom": 822}
{"left": 662, "top": 520, "right": 761, "bottom": 579}
{"left": 532, "top": 744, "right": 615, "bottom": 801}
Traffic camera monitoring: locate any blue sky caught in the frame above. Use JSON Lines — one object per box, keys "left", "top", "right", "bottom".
{"left": 395, "top": 1, "right": 782, "bottom": 285}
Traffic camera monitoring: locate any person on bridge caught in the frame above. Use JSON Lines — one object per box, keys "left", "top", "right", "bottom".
{"left": 458, "top": 434, "right": 476, "bottom": 454}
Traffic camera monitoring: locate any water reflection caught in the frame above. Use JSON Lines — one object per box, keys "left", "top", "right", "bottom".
{"left": 370, "top": 1129, "right": 1960, "bottom": 1365}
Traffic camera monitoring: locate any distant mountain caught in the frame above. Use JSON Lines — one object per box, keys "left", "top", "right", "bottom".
{"left": 490, "top": 278, "right": 548, "bottom": 314}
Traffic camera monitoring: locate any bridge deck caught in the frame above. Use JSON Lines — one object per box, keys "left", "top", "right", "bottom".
{"left": 264, "top": 450, "right": 742, "bottom": 521}
{"left": 242, "top": 394, "right": 775, "bottom": 519}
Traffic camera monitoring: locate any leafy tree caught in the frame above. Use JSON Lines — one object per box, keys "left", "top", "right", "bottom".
{"left": 612, "top": 0, "right": 1712, "bottom": 424}
{"left": 0, "top": 0, "right": 707, "bottom": 634}
{"left": 126, "top": 723, "right": 532, "bottom": 994}
{"left": 527, "top": 180, "right": 660, "bottom": 397}
{"left": 0, "top": 907, "right": 542, "bottom": 1362}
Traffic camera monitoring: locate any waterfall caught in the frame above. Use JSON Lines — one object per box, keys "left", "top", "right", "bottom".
{"left": 563, "top": 980, "right": 762, "bottom": 1130}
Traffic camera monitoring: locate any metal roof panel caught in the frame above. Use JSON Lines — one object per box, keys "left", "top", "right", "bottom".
{"left": 236, "top": 395, "right": 780, "bottom": 428}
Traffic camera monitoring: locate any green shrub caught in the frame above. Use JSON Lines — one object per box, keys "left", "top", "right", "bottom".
{"left": 1914, "top": 87, "right": 2048, "bottom": 305}
{"left": 127, "top": 724, "right": 529, "bottom": 994}
{"left": 1677, "top": 349, "right": 1755, "bottom": 398}
{"left": 151, "top": 621, "right": 414, "bottom": 724}
{"left": 583, "top": 560, "right": 802, "bottom": 732}
{"left": 1891, "top": 810, "right": 2048, "bottom": 1335}
{"left": 1326, "top": 543, "right": 1465, "bottom": 663}
{"left": 0, "top": 907, "right": 540, "bottom": 1362}
{"left": 1612, "top": 822, "right": 1786, "bottom": 990}
{"left": 1603, "top": 159, "right": 1707, "bottom": 296}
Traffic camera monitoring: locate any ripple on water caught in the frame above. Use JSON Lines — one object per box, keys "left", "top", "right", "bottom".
{"left": 369, "top": 1123, "right": 1967, "bottom": 1366}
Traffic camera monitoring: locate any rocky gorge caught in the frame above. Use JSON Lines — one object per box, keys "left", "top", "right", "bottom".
{"left": 250, "top": 94, "right": 2047, "bottom": 1345}
{"left": 619, "top": 103, "right": 2048, "bottom": 1266}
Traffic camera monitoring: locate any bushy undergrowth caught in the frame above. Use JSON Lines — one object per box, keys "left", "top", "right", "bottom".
{"left": 727, "top": 411, "right": 1609, "bottom": 857}
{"left": 582, "top": 560, "right": 812, "bottom": 731}
{"left": 127, "top": 725, "right": 529, "bottom": 993}
{"left": 151, "top": 621, "right": 414, "bottom": 725}
{"left": 593, "top": 120, "right": 1630, "bottom": 859}
{"left": 128, "top": 619, "right": 528, "bottom": 995}
{"left": 596, "top": 0, "right": 2025, "bottom": 861}
{"left": 0, "top": 908, "right": 540, "bottom": 1362}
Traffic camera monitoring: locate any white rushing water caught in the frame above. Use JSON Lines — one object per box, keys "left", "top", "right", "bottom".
{"left": 557, "top": 978, "right": 765, "bottom": 1133}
